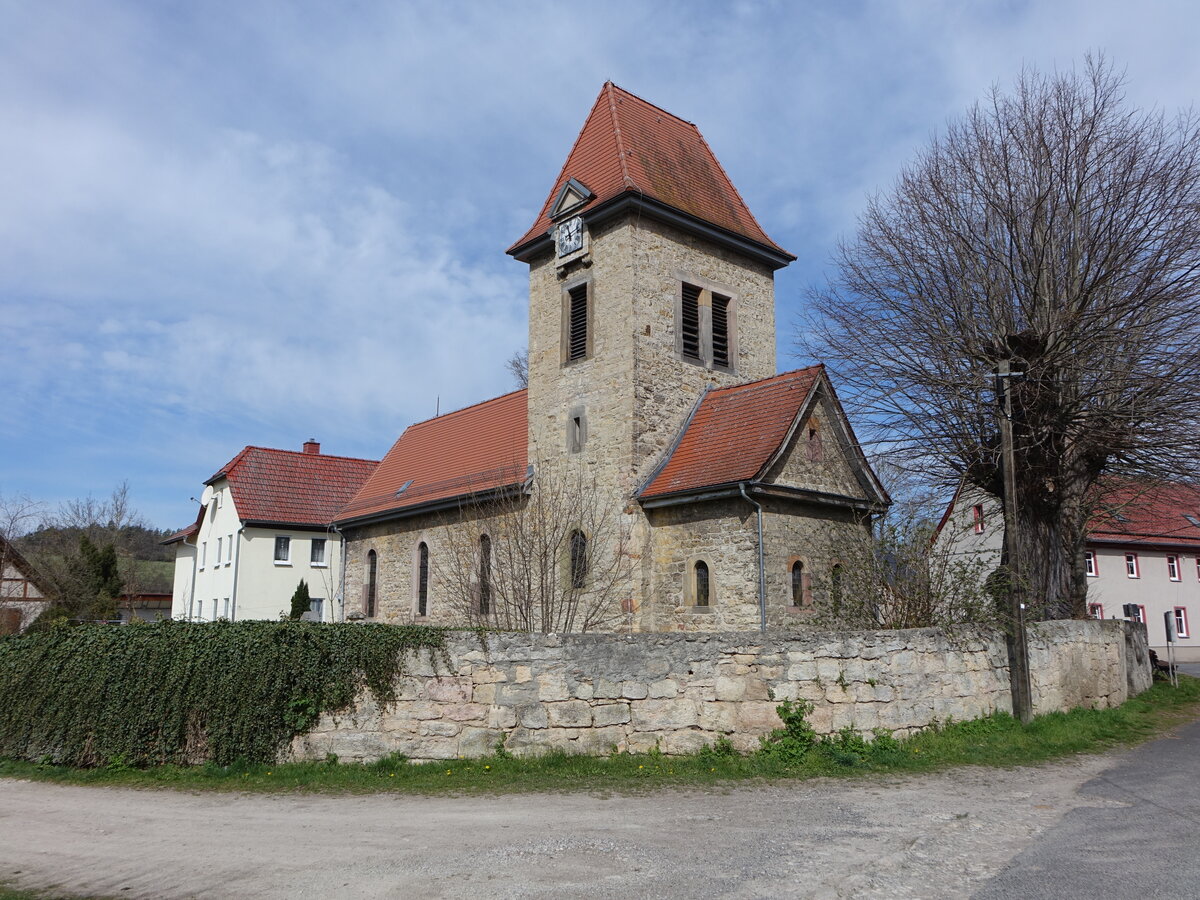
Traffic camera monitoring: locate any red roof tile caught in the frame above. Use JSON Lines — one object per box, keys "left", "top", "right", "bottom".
{"left": 508, "top": 83, "right": 791, "bottom": 259}
{"left": 207, "top": 446, "right": 378, "bottom": 527}
{"left": 1090, "top": 480, "right": 1200, "bottom": 548}
{"left": 336, "top": 390, "right": 528, "bottom": 524}
{"left": 640, "top": 367, "right": 823, "bottom": 499}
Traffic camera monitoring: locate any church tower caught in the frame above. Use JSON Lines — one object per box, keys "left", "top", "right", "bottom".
{"left": 507, "top": 83, "right": 795, "bottom": 499}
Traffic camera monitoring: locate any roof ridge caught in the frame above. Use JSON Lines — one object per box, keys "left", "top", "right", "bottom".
{"left": 608, "top": 82, "right": 696, "bottom": 129}
{"left": 405, "top": 387, "right": 528, "bottom": 431}
{"left": 708, "top": 364, "right": 824, "bottom": 396}
{"left": 239, "top": 446, "right": 379, "bottom": 464}
{"left": 606, "top": 81, "right": 635, "bottom": 190}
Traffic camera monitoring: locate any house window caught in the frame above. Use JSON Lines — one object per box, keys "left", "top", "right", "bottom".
{"left": 694, "top": 560, "right": 710, "bottom": 607}
{"left": 311, "top": 539, "right": 327, "bottom": 566}
{"left": 1085, "top": 551, "right": 1097, "bottom": 577}
{"left": 227, "top": 534, "right": 234, "bottom": 566}
{"left": 417, "top": 542, "right": 429, "bottom": 616}
{"left": 564, "top": 281, "right": 590, "bottom": 363}
{"left": 310, "top": 597, "right": 324, "bottom": 621}
{"left": 678, "top": 280, "right": 736, "bottom": 371}
{"left": 1088, "top": 603, "right": 1104, "bottom": 620}
{"left": 569, "top": 530, "right": 588, "bottom": 590}
{"left": 274, "top": 536, "right": 291, "bottom": 564}
{"left": 1130, "top": 605, "right": 1146, "bottom": 624}
{"left": 972, "top": 504, "right": 985, "bottom": 534}
{"left": 366, "top": 550, "right": 377, "bottom": 618}
{"left": 479, "top": 534, "right": 492, "bottom": 615}
{"left": 1175, "top": 607, "right": 1190, "bottom": 638}
{"left": 223, "top": 597, "right": 230, "bottom": 619}
{"left": 1167, "top": 555, "right": 1181, "bottom": 582}
{"left": 1125, "top": 552, "right": 1139, "bottom": 578}
{"left": 790, "top": 560, "right": 809, "bottom": 607}
{"left": 200, "top": 541, "right": 207, "bottom": 569}
{"left": 211, "top": 598, "right": 218, "bottom": 620}
{"left": 217, "top": 537, "right": 223, "bottom": 565}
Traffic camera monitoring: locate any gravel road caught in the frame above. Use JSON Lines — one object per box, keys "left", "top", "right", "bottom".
{"left": 0, "top": 753, "right": 1133, "bottom": 899}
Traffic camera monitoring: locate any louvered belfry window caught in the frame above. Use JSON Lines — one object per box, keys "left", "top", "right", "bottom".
{"left": 711, "top": 293, "right": 730, "bottom": 368}
{"left": 567, "top": 283, "right": 588, "bottom": 362}
{"left": 681, "top": 283, "right": 701, "bottom": 360}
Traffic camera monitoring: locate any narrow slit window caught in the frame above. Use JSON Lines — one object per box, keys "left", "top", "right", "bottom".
{"left": 567, "top": 283, "right": 588, "bottom": 362}
{"left": 569, "top": 530, "right": 588, "bottom": 589}
{"left": 366, "top": 550, "right": 377, "bottom": 618}
{"left": 694, "top": 560, "right": 710, "bottom": 607}
{"left": 681, "top": 283, "right": 701, "bottom": 360}
{"left": 790, "top": 560, "right": 806, "bottom": 607}
{"left": 417, "top": 542, "right": 429, "bottom": 616}
{"left": 479, "top": 534, "right": 492, "bottom": 615}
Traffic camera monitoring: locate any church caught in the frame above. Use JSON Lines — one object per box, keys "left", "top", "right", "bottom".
{"left": 333, "top": 83, "right": 889, "bottom": 632}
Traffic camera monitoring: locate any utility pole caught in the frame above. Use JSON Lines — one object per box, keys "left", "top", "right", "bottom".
{"left": 996, "top": 358, "right": 1033, "bottom": 725}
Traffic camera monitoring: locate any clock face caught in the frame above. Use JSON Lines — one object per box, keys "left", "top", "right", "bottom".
{"left": 556, "top": 216, "right": 583, "bottom": 257}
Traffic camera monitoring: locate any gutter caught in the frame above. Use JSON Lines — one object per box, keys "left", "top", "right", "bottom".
{"left": 738, "top": 482, "right": 768, "bottom": 634}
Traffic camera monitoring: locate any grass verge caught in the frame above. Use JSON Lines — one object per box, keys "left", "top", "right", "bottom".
{"left": 1, "top": 676, "right": 1197, "bottom": 796}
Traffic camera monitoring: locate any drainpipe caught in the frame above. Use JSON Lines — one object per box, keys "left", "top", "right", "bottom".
{"left": 739, "top": 482, "right": 767, "bottom": 633}
{"left": 333, "top": 523, "right": 346, "bottom": 623}
{"left": 187, "top": 542, "right": 198, "bottom": 622}
{"left": 229, "top": 526, "right": 245, "bottom": 621}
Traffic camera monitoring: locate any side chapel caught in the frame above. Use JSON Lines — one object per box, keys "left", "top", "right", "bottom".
{"left": 334, "top": 83, "right": 889, "bottom": 631}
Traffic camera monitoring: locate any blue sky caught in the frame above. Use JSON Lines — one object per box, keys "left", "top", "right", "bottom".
{"left": 3, "top": 0, "right": 1199, "bottom": 530}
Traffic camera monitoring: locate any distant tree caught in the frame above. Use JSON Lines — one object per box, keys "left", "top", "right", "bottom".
{"left": 802, "top": 57, "right": 1200, "bottom": 619}
{"left": 289, "top": 579, "right": 312, "bottom": 621}
{"left": 505, "top": 349, "right": 529, "bottom": 389}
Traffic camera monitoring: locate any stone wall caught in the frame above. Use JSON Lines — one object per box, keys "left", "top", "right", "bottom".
{"left": 289, "top": 620, "right": 1151, "bottom": 763}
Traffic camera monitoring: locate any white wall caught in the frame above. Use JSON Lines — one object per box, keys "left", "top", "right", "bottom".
{"left": 169, "top": 478, "right": 345, "bottom": 623}
{"left": 1087, "top": 545, "right": 1200, "bottom": 660}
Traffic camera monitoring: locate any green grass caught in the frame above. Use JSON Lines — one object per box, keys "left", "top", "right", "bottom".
{"left": 2, "top": 676, "right": 1196, "bottom": 797}
{"left": 0, "top": 883, "right": 116, "bottom": 900}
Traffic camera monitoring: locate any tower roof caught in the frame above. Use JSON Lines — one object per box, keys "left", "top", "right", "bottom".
{"left": 508, "top": 83, "right": 793, "bottom": 266}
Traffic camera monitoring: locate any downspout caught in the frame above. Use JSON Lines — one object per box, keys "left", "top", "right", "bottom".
{"left": 229, "top": 526, "right": 245, "bottom": 622}
{"left": 187, "top": 542, "right": 198, "bottom": 622}
{"left": 332, "top": 523, "right": 346, "bottom": 623}
{"left": 739, "top": 482, "right": 767, "bottom": 633}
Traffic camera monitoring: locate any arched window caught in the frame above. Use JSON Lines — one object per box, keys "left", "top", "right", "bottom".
{"left": 791, "top": 560, "right": 806, "bottom": 607}
{"left": 478, "top": 534, "right": 492, "bottom": 615}
{"left": 365, "top": 550, "right": 377, "bottom": 618}
{"left": 569, "top": 530, "right": 588, "bottom": 589}
{"left": 417, "top": 542, "right": 429, "bottom": 616}
{"left": 830, "top": 563, "right": 844, "bottom": 614}
{"left": 694, "top": 560, "right": 710, "bottom": 607}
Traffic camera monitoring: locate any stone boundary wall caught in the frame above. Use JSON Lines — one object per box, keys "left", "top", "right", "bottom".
{"left": 290, "top": 620, "right": 1151, "bottom": 763}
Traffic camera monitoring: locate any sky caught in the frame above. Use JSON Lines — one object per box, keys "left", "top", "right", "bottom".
{"left": 3, "top": 0, "right": 1199, "bottom": 530}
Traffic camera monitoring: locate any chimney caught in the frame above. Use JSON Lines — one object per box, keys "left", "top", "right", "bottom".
{"left": 303, "top": 439, "right": 320, "bottom": 455}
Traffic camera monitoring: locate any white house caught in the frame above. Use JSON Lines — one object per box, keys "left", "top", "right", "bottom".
{"left": 165, "top": 441, "right": 377, "bottom": 623}
{"left": 936, "top": 480, "right": 1200, "bottom": 662}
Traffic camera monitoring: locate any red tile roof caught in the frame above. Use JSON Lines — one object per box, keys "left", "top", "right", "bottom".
{"left": 508, "top": 83, "right": 790, "bottom": 259}
{"left": 1090, "top": 480, "right": 1200, "bottom": 549}
{"left": 336, "top": 390, "right": 528, "bottom": 525}
{"left": 207, "top": 446, "right": 378, "bottom": 527}
{"left": 640, "top": 367, "right": 823, "bottom": 499}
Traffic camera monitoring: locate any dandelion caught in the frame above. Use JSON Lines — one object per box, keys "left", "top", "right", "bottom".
{"left": 484, "top": 765, "right": 491, "bottom": 770}
{"left": 638, "top": 765, "right": 644, "bottom": 769}
{"left": 446, "top": 769, "right": 452, "bottom": 775}
{"left": 266, "top": 771, "right": 272, "bottom": 775}
{"left": 390, "top": 773, "right": 395, "bottom": 777}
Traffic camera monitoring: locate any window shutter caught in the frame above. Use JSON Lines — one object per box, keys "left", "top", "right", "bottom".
{"left": 568, "top": 284, "right": 588, "bottom": 361}
{"left": 681, "top": 283, "right": 701, "bottom": 360}
{"left": 711, "top": 293, "right": 730, "bottom": 367}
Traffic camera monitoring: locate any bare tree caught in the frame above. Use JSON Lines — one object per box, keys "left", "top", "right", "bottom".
{"left": 802, "top": 57, "right": 1200, "bottom": 619}
{"left": 0, "top": 493, "right": 47, "bottom": 633}
{"left": 434, "top": 459, "right": 632, "bottom": 632}
{"left": 505, "top": 349, "right": 529, "bottom": 389}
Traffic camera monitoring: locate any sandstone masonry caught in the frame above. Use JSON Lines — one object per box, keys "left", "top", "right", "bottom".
{"left": 289, "top": 619, "right": 1151, "bottom": 763}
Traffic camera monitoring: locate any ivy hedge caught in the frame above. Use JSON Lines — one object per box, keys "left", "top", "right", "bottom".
{"left": 0, "top": 620, "right": 446, "bottom": 767}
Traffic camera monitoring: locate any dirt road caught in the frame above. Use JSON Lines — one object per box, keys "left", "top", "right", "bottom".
{"left": 0, "top": 753, "right": 1136, "bottom": 899}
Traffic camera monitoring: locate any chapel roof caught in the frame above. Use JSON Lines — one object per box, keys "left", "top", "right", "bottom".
{"left": 640, "top": 367, "right": 825, "bottom": 500}
{"left": 206, "top": 445, "right": 378, "bottom": 528}
{"left": 335, "top": 390, "right": 529, "bottom": 526}
{"left": 1089, "top": 480, "right": 1200, "bottom": 549}
{"left": 508, "top": 82, "right": 792, "bottom": 262}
